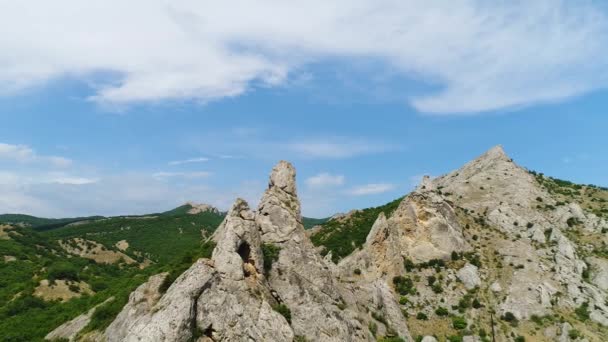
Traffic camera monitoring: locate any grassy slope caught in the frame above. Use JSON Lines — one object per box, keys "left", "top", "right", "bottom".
{"left": 310, "top": 197, "right": 403, "bottom": 263}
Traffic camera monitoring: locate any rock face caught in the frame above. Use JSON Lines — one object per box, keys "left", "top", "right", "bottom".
{"left": 102, "top": 161, "right": 411, "bottom": 341}
{"left": 339, "top": 187, "right": 471, "bottom": 280}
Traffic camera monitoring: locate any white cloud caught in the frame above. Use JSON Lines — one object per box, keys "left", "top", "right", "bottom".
{"left": 0, "top": 142, "right": 72, "bottom": 167}
{"left": 152, "top": 171, "right": 212, "bottom": 179}
{"left": 1, "top": 1, "right": 607, "bottom": 113}
{"left": 0, "top": 143, "right": 34, "bottom": 161}
{"left": 306, "top": 173, "right": 345, "bottom": 188}
{"left": 347, "top": 183, "right": 396, "bottom": 196}
{"left": 168, "top": 157, "right": 209, "bottom": 166}
{"left": 287, "top": 139, "right": 392, "bottom": 159}
{"left": 50, "top": 177, "right": 99, "bottom": 185}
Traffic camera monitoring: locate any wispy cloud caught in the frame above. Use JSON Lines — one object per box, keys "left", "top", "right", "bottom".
{"left": 152, "top": 171, "right": 212, "bottom": 179}
{"left": 0, "top": 142, "right": 72, "bottom": 167}
{"left": 347, "top": 183, "right": 396, "bottom": 196}
{"left": 287, "top": 138, "right": 393, "bottom": 159}
{"left": 50, "top": 177, "right": 99, "bottom": 185}
{"left": 168, "top": 157, "right": 209, "bottom": 166}
{"left": 2, "top": 1, "right": 607, "bottom": 113}
{"left": 305, "top": 173, "right": 345, "bottom": 188}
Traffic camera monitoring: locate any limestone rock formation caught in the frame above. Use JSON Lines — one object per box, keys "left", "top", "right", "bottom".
{"left": 101, "top": 161, "right": 411, "bottom": 342}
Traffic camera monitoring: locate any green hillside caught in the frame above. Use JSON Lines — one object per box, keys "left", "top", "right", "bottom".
{"left": 0, "top": 206, "right": 225, "bottom": 341}
{"left": 0, "top": 224, "right": 156, "bottom": 341}
{"left": 42, "top": 211, "right": 224, "bottom": 264}
{"left": 310, "top": 197, "right": 403, "bottom": 263}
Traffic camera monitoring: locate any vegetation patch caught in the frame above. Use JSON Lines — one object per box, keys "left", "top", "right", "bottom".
{"left": 261, "top": 243, "right": 281, "bottom": 276}
{"left": 272, "top": 303, "right": 291, "bottom": 324}
{"left": 310, "top": 197, "right": 403, "bottom": 263}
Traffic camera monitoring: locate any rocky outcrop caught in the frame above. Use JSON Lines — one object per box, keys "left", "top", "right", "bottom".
{"left": 339, "top": 187, "right": 471, "bottom": 280}
{"left": 105, "top": 260, "right": 217, "bottom": 342}
{"left": 103, "top": 161, "right": 412, "bottom": 342}
{"left": 457, "top": 263, "right": 481, "bottom": 290}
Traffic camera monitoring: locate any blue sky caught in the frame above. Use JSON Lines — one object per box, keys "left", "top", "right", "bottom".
{"left": 0, "top": 1, "right": 607, "bottom": 218}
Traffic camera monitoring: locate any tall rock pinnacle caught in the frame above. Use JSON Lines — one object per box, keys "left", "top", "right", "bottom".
{"left": 257, "top": 161, "right": 304, "bottom": 243}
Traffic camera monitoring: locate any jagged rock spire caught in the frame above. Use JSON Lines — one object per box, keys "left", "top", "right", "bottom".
{"left": 257, "top": 161, "right": 304, "bottom": 243}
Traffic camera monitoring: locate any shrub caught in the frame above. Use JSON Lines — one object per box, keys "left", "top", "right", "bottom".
{"left": 515, "top": 336, "right": 525, "bottom": 342}
{"left": 526, "top": 222, "right": 534, "bottom": 229}
{"left": 435, "top": 306, "right": 449, "bottom": 316}
{"left": 451, "top": 251, "right": 461, "bottom": 261}
{"left": 47, "top": 262, "right": 79, "bottom": 282}
{"left": 369, "top": 322, "right": 377, "bottom": 337}
{"left": 262, "top": 244, "right": 281, "bottom": 275}
{"left": 575, "top": 302, "right": 590, "bottom": 321}
{"left": 404, "top": 258, "right": 415, "bottom": 272}
{"left": 432, "top": 283, "right": 443, "bottom": 294}
{"left": 472, "top": 298, "right": 481, "bottom": 309}
{"left": 90, "top": 279, "right": 109, "bottom": 292}
{"left": 354, "top": 268, "right": 361, "bottom": 275}
{"left": 393, "top": 276, "right": 415, "bottom": 295}
{"left": 567, "top": 217, "right": 580, "bottom": 227}
{"left": 501, "top": 312, "right": 518, "bottom": 326}
{"left": 416, "top": 312, "right": 428, "bottom": 320}
{"left": 568, "top": 329, "right": 581, "bottom": 339}
{"left": 452, "top": 316, "right": 467, "bottom": 330}
{"left": 272, "top": 304, "right": 291, "bottom": 324}
{"left": 447, "top": 335, "right": 463, "bottom": 342}
{"left": 399, "top": 296, "right": 409, "bottom": 305}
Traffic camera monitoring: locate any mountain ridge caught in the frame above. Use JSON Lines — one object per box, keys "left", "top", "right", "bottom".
{"left": 3, "top": 146, "right": 608, "bottom": 341}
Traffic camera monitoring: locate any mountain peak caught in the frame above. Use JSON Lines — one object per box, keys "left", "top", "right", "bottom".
{"left": 184, "top": 202, "right": 219, "bottom": 215}
{"left": 478, "top": 144, "right": 509, "bottom": 162}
